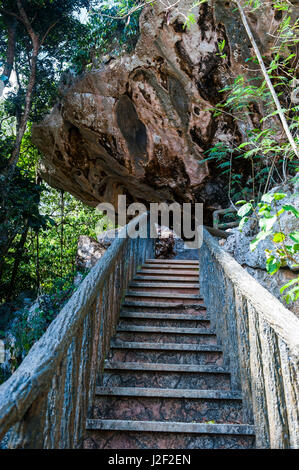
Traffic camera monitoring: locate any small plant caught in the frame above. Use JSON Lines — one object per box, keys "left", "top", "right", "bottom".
{"left": 237, "top": 183, "right": 299, "bottom": 304}
{"left": 216, "top": 39, "right": 227, "bottom": 60}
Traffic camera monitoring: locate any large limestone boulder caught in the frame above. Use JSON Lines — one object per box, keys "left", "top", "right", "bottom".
{"left": 32, "top": 0, "right": 291, "bottom": 219}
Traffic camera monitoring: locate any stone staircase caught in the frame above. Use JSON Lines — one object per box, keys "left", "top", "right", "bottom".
{"left": 84, "top": 259, "right": 255, "bottom": 449}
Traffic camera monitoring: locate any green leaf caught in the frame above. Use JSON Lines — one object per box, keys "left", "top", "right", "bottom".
{"left": 273, "top": 192, "right": 287, "bottom": 201}
{"left": 266, "top": 256, "right": 281, "bottom": 275}
{"left": 293, "top": 243, "right": 299, "bottom": 253}
{"left": 276, "top": 208, "right": 285, "bottom": 217}
{"left": 259, "top": 215, "right": 277, "bottom": 232}
{"left": 250, "top": 230, "right": 272, "bottom": 251}
{"left": 289, "top": 231, "right": 299, "bottom": 243}
{"left": 237, "top": 202, "right": 252, "bottom": 217}
{"left": 280, "top": 277, "right": 299, "bottom": 293}
{"left": 282, "top": 205, "right": 299, "bottom": 217}
{"left": 238, "top": 216, "right": 249, "bottom": 231}
{"left": 261, "top": 193, "right": 274, "bottom": 203}
{"left": 273, "top": 232, "right": 285, "bottom": 243}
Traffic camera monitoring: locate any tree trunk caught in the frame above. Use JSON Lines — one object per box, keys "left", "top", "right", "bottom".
{"left": 60, "top": 190, "right": 64, "bottom": 278}
{"left": 0, "top": 230, "right": 18, "bottom": 285}
{"left": 6, "top": 223, "right": 29, "bottom": 301}
{"left": 0, "top": 41, "right": 39, "bottom": 266}
{"left": 234, "top": 0, "right": 298, "bottom": 166}
{"left": 36, "top": 230, "right": 40, "bottom": 292}
{"left": 6, "top": 43, "right": 39, "bottom": 179}
{"left": 0, "top": 17, "right": 17, "bottom": 97}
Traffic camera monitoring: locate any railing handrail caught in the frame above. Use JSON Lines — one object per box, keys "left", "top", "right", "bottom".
{"left": 202, "top": 227, "right": 299, "bottom": 357}
{"left": 0, "top": 212, "right": 148, "bottom": 439}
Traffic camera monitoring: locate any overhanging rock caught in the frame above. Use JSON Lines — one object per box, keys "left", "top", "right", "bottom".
{"left": 32, "top": 0, "right": 285, "bottom": 217}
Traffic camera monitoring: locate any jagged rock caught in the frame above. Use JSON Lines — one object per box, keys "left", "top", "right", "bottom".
{"left": 154, "top": 225, "right": 199, "bottom": 260}
{"left": 76, "top": 235, "right": 107, "bottom": 270}
{"left": 32, "top": 0, "right": 290, "bottom": 220}
{"left": 155, "top": 226, "right": 176, "bottom": 259}
{"left": 97, "top": 228, "right": 122, "bottom": 245}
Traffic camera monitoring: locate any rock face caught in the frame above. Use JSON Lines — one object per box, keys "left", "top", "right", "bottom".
{"left": 155, "top": 226, "right": 176, "bottom": 259}
{"left": 32, "top": 0, "right": 286, "bottom": 217}
{"left": 76, "top": 235, "right": 109, "bottom": 270}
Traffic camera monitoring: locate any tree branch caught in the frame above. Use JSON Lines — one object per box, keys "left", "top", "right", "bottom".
{"left": 41, "top": 20, "right": 60, "bottom": 46}
{"left": 0, "top": 17, "right": 17, "bottom": 97}
{"left": 16, "top": 0, "right": 39, "bottom": 44}
{"left": 234, "top": 0, "right": 298, "bottom": 165}
{"left": 0, "top": 8, "right": 22, "bottom": 22}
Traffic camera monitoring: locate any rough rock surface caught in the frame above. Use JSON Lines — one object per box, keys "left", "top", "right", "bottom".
{"left": 245, "top": 267, "right": 298, "bottom": 316}
{"left": 155, "top": 226, "right": 176, "bottom": 259}
{"left": 76, "top": 235, "right": 109, "bottom": 270}
{"left": 76, "top": 229, "right": 125, "bottom": 270}
{"left": 32, "top": 0, "right": 288, "bottom": 219}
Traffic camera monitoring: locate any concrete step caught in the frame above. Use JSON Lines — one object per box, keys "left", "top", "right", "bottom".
{"left": 86, "top": 257, "right": 255, "bottom": 449}
{"left": 126, "top": 291, "right": 201, "bottom": 298}
{"left": 134, "top": 275, "right": 199, "bottom": 282}
{"left": 115, "top": 331, "right": 216, "bottom": 345}
{"left": 125, "top": 290, "right": 203, "bottom": 304}
{"left": 85, "top": 420, "right": 255, "bottom": 450}
{"left": 102, "top": 362, "right": 230, "bottom": 390}
{"left": 95, "top": 387, "right": 241, "bottom": 399}
{"left": 119, "top": 311, "right": 208, "bottom": 321}
{"left": 111, "top": 341, "right": 220, "bottom": 351}
{"left": 142, "top": 263, "right": 199, "bottom": 270}
{"left": 92, "top": 392, "right": 243, "bottom": 423}
{"left": 104, "top": 361, "right": 228, "bottom": 373}
{"left": 108, "top": 341, "right": 223, "bottom": 365}
{"left": 125, "top": 291, "right": 202, "bottom": 305}
{"left": 115, "top": 325, "right": 216, "bottom": 344}
{"left": 87, "top": 419, "right": 253, "bottom": 434}
{"left": 128, "top": 282, "right": 199, "bottom": 295}
{"left": 146, "top": 259, "right": 199, "bottom": 265}
{"left": 117, "top": 325, "right": 214, "bottom": 334}
{"left": 122, "top": 301, "right": 206, "bottom": 312}
{"left": 84, "top": 429, "right": 255, "bottom": 449}
{"left": 119, "top": 311, "right": 210, "bottom": 328}
{"left": 138, "top": 269, "right": 200, "bottom": 276}
{"left": 130, "top": 282, "right": 199, "bottom": 288}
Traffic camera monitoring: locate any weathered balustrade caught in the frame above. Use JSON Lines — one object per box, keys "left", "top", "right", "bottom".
{"left": 199, "top": 228, "right": 299, "bottom": 449}
{"left": 0, "top": 213, "right": 155, "bottom": 448}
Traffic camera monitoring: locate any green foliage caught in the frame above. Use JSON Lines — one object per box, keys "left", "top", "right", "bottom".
{"left": 280, "top": 277, "right": 299, "bottom": 304}
{"left": 0, "top": 1, "right": 91, "bottom": 120}
{"left": 216, "top": 39, "right": 227, "bottom": 60}
{"left": 237, "top": 187, "right": 299, "bottom": 304}
{"left": 201, "top": 143, "right": 250, "bottom": 203}
{"left": 71, "top": 0, "right": 141, "bottom": 74}
{"left": 0, "top": 1, "right": 104, "bottom": 305}
{"left": 36, "top": 187, "right": 101, "bottom": 292}
{"left": 0, "top": 270, "right": 89, "bottom": 381}
{"left": 208, "top": 0, "right": 299, "bottom": 202}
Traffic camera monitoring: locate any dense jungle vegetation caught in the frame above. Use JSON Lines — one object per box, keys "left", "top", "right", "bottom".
{"left": 0, "top": 0, "right": 298, "bottom": 381}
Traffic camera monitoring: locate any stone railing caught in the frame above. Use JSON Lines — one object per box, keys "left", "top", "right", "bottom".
{"left": 0, "top": 213, "right": 155, "bottom": 448}
{"left": 199, "top": 228, "right": 299, "bottom": 449}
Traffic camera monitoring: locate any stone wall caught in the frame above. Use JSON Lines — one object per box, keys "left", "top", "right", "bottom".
{"left": 199, "top": 228, "right": 299, "bottom": 448}
{"left": 0, "top": 213, "right": 155, "bottom": 448}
